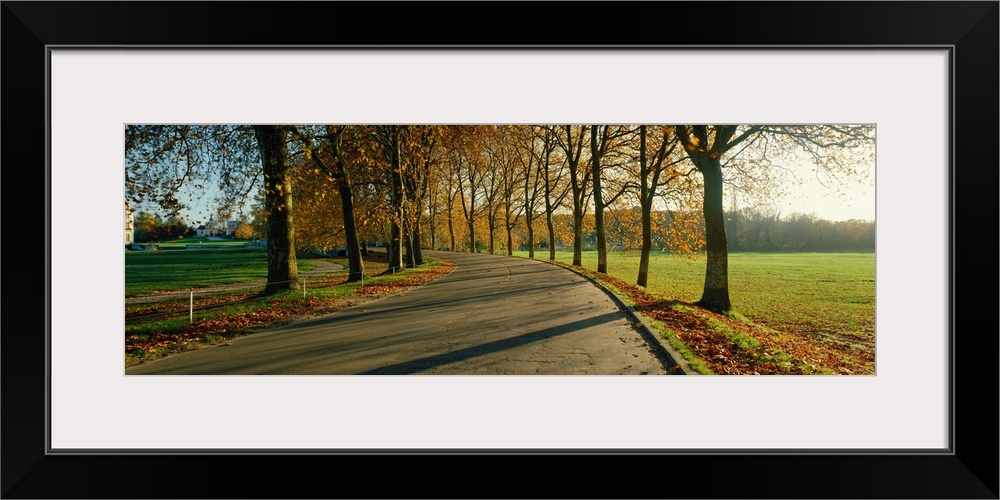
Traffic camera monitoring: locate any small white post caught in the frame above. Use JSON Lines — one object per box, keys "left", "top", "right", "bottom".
{"left": 302, "top": 279, "right": 307, "bottom": 298}
{"left": 189, "top": 290, "right": 194, "bottom": 323}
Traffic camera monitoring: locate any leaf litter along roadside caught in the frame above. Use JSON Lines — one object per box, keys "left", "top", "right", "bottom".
{"left": 551, "top": 262, "right": 875, "bottom": 375}
{"left": 125, "top": 257, "right": 456, "bottom": 368}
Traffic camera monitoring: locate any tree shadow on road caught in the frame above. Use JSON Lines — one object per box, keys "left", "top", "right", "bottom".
{"left": 358, "top": 311, "right": 624, "bottom": 374}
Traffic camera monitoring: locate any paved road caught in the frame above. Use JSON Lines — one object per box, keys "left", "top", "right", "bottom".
{"left": 126, "top": 251, "right": 676, "bottom": 375}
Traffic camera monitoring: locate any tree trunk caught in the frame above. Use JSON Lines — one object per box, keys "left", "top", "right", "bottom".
{"left": 506, "top": 223, "right": 513, "bottom": 256}
{"left": 411, "top": 223, "right": 423, "bottom": 265}
{"left": 566, "top": 126, "right": 585, "bottom": 268}
{"left": 637, "top": 125, "right": 653, "bottom": 288}
{"left": 389, "top": 213, "right": 403, "bottom": 270}
{"left": 388, "top": 134, "right": 404, "bottom": 272}
{"left": 572, "top": 208, "right": 583, "bottom": 267}
{"left": 487, "top": 217, "right": 496, "bottom": 255}
{"left": 339, "top": 179, "right": 364, "bottom": 282}
{"left": 638, "top": 196, "right": 653, "bottom": 287}
{"left": 526, "top": 215, "right": 535, "bottom": 259}
{"left": 323, "top": 129, "right": 365, "bottom": 282}
{"left": 542, "top": 141, "right": 557, "bottom": 261}
{"left": 697, "top": 158, "right": 731, "bottom": 311}
{"left": 524, "top": 170, "right": 535, "bottom": 258}
{"left": 591, "top": 127, "right": 607, "bottom": 274}
{"left": 403, "top": 224, "right": 415, "bottom": 268}
{"left": 401, "top": 209, "right": 415, "bottom": 268}
{"left": 428, "top": 210, "right": 436, "bottom": 252}
{"left": 447, "top": 209, "right": 456, "bottom": 252}
{"left": 546, "top": 211, "right": 556, "bottom": 261}
{"left": 467, "top": 218, "right": 476, "bottom": 253}
{"left": 253, "top": 125, "right": 299, "bottom": 294}
{"left": 594, "top": 203, "right": 607, "bottom": 272}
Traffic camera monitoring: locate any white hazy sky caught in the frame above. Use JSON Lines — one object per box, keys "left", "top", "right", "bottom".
{"left": 732, "top": 160, "right": 876, "bottom": 222}
{"left": 772, "top": 177, "right": 875, "bottom": 222}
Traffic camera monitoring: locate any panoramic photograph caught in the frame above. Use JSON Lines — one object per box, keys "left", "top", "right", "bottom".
{"left": 124, "top": 124, "right": 875, "bottom": 375}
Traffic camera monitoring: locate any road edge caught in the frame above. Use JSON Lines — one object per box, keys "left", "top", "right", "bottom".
{"left": 521, "top": 257, "right": 698, "bottom": 376}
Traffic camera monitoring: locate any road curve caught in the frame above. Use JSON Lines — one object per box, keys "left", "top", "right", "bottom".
{"left": 125, "top": 251, "right": 675, "bottom": 375}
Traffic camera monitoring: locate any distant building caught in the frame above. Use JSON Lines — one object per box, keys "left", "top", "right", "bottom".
{"left": 195, "top": 219, "right": 243, "bottom": 237}
{"left": 196, "top": 219, "right": 221, "bottom": 236}
{"left": 125, "top": 201, "right": 135, "bottom": 245}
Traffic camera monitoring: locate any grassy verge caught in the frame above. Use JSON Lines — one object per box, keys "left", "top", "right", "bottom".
{"left": 138, "top": 236, "right": 252, "bottom": 248}
{"left": 518, "top": 251, "right": 873, "bottom": 375}
{"left": 125, "top": 248, "right": 316, "bottom": 296}
{"left": 559, "top": 265, "right": 715, "bottom": 375}
{"left": 125, "top": 255, "right": 454, "bottom": 368}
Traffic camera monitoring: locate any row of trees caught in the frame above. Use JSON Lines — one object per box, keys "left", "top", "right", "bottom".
{"left": 131, "top": 211, "right": 257, "bottom": 243}
{"left": 725, "top": 210, "right": 875, "bottom": 252}
{"left": 126, "top": 124, "right": 874, "bottom": 310}
{"left": 132, "top": 212, "right": 194, "bottom": 242}
{"left": 440, "top": 208, "right": 875, "bottom": 254}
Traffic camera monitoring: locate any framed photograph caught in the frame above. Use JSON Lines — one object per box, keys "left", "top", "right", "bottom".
{"left": 4, "top": 2, "right": 996, "bottom": 498}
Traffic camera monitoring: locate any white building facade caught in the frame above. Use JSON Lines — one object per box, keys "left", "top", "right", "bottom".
{"left": 125, "top": 201, "right": 135, "bottom": 245}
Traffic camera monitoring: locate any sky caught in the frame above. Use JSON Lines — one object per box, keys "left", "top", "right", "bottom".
{"left": 132, "top": 161, "right": 875, "bottom": 228}
{"left": 736, "top": 167, "right": 876, "bottom": 222}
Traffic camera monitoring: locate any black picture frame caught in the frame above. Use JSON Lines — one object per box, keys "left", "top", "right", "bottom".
{"left": 3, "top": 2, "right": 997, "bottom": 498}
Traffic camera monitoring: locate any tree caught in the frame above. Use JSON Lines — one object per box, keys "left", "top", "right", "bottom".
{"left": 372, "top": 126, "right": 406, "bottom": 271}
{"left": 443, "top": 126, "right": 489, "bottom": 253}
{"left": 556, "top": 125, "right": 591, "bottom": 267}
{"left": 725, "top": 211, "right": 875, "bottom": 251}
{"left": 289, "top": 155, "right": 345, "bottom": 250}
{"left": 539, "top": 126, "right": 570, "bottom": 261}
{"left": 442, "top": 159, "right": 461, "bottom": 252}
{"left": 233, "top": 222, "right": 255, "bottom": 240}
{"left": 424, "top": 158, "right": 446, "bottom": 251}
{"left": 633, "top": 125, "right": 691, "bottom": 287}
{"left": 674, "top": 124, "right": 875, "bottom": 311}
{"left": 126, "top": 125, "right": 300, "bottom": 295}
{"left": 588, "top": 125, "right": 632, "bottom": 274}
{"left": 133, "top": 211, "right": 160, "bottom": 242}
{"left": 294, "top": 125, "right": 366, "bottom": 282}
{"left": 400, "top": 125, "right": 441, "bottom": 265}
{"left": 495, "top": 130, "right": 526, "bottom": 256}
{"left": 245, "top": 191, "right": 269, "bottom": 243}
{"left": 674, "top": 125, "right": 769, "bottom": 310}
{"left": 480, "top": 126, "right": 509, "bottom": 254}
{"left": 456, "top": 147, "right": 482, "bottom": 253}
{"left": 163, "top": 215, "right": 190, "bottom": 240}
{"left": 253, "top": 125, "right": 299, "bottom": 293}
{"left": 517, "top": 126, "right": 549, "bottom": 259}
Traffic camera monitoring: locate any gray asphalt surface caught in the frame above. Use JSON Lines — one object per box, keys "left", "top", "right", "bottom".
{"left": 125, "top": 251, "right": 675, "bottom": 375}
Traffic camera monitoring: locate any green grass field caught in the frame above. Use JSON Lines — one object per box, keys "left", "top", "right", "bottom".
{"left": 513, "top": 250, "right": 875, "bottom": 345}
{"left": 125, "top": 248, "right": 316, "bottom": 296}
{"left": 138, "top": 236, "right": 251, "bottom": 249}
